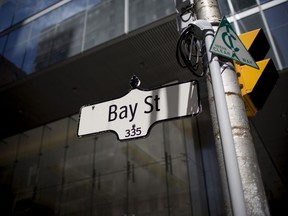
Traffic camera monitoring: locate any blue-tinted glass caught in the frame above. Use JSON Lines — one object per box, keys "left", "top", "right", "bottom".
{"left": 4, "top": 25, "right": 31, "bottom": 70}
{"left": 31, "top": 8, "right": 60, "bottom": 38}
{"left": 5, "top": 25, "right": 31, "bottom": 50}
{"left": 4, "top": 43, "right": 26, "bottom": 69}
{"left": 36, "top": 0, "right": 59, "bottom": 11}
{"left": 58, "top": 0, "right": 87, "bottom": 22}
{"left": 13, "top": 0, "right": 35, "bottom": 24}
{"left": 232, "top": 0, "right": 257, "bottom": 13}
{"left": 259, "top": 0, "right": 271, "bottom": 3}
{"left": 264, "top": 2, "right": 288, "bottom": 68}
{"left": 22, "top": 41, "right": 38, "bottom": 74}
{"left": 0, "top": 36, "right": 7, "bottom": 54}
{"left": 88, "top": 0, "right": 102, "bottom": 7}
{"left": 0, "top": 1, "right": 16, "bottom": 31}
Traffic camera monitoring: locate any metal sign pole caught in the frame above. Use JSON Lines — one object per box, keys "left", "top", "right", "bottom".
{"left": 203, "top": 25, "right": 247, "bottom": 216}
{"left": 193, "top": 1, "right": 270, "bottom": 215}
{"left": 175, "top": 0, "right": 270, "bottom": 215}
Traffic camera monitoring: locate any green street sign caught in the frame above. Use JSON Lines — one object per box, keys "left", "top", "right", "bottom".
{"left": 209, "top": 16, "right": 259, "bottom": 69}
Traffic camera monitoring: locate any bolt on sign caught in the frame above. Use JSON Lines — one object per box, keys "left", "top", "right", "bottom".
{"left": 78, "top": 80, "right": 201, "bottom": 141}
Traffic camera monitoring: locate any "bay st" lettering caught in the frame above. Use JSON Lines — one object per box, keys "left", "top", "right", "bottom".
{"left": 108, "top": 95, "right": 160, "bottom": 122}
{"left": 108, "top": 104, "right": 138, "bottom": 122}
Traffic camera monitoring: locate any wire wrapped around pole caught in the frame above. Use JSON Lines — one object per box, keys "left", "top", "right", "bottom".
{"left": 176, "top": 24, "right": 205, "bottom": 77}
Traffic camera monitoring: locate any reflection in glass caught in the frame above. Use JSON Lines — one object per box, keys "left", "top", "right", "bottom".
{"left": 37, "top": 119, "right": 68, "bottom": 189}
{"left": 93, "top": 172, "right": 126, "bottom": 215}
{"left": 259, "top": 0, "right": 271, "bottom": 3}
{"left": 60, "top": 180, "right": 92, "bottom": 215}
{"left": 4, "top": 43, "right": 26, "bottom": 69}
{"left": 37, "top": 0, "right": 59, "bottom": 10}
{"left": 36, "top": 186, "right": 59, "bottom": 215}
{"left": 128, "top": 123, "right": 168, "bottom": 215}
{"left": 0, "top": 1, "right": 15, "bottom": 31}
{"left": 13, "top": 0, "right": 36, "bottom": 24}
{"left": 264, "top": 2, "right": 288, "bottom": 68}
{"left": 237, "top": 13, "right": 279, "bottom": 69}
{"left": 64, "top": 118, "right": 94, "bottom": 183}
{"left": 0, "top": 107, "right": 225, "bottom": 214}
{"left": 84, "top": 0, "right": 124, "bottom": 50}
{"left": 218, "top": 0, "right": 231, "bottom": 16}
{"left": 22, "top": 40, "right": 38, "bottom": 73}
{"left": 129, "top": 0, "right": 174, "bottom": 31}
{"left": 231, "top": 0, "right": 257, "bottom": 12}
{"left": 0, "top": 36, "right": 7, "bottom": 54}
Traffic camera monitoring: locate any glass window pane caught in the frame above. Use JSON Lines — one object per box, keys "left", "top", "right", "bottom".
{"left": 17, "top": 128, "right": 42, "bottom": 159}
{"left": 22, "top": 40, "right": 37, "bottom": 74}
{"left": 13, "top": 0, "right": 36, "bottom": 24}
{"left": 92, "top": 133, "right": 127, "bottom": 215}
{"left": 0, "top": 36, "right": 7, "bottom": 54}
{"left": 37, "top": 0, "right": 59, "bottom": 11}
{"left": 35, "top": 186, "right": 59, "bottom": 214}
{"left": 0, "top": 135, "right": 19, "bottom": 166}
{"left": 32, "top": 26, "right": 56, "bottom": 71}
{"left": 55, "top": 12, "right": 85, "bottom": 57}
{"left": 218, "top": 0, "right": 231, "bottom": 16}
{"left": 4, "top": 43, "right": 26, "bottom": 69}
{"left": 60, "top": 180, "right": 92, "bottom": 216}
{"left": 88, "top": 0, "right": 103, "bottom": 7}
{"left": 31, "top": 8, "right": 60, "bottom": 38}
{"left": 6, "top": 25, "right": 31, "bottom": 50}
{"left": 64, "top": 118, "right": 94, "bottom": 183}
{"left": 58, "top": 0, "right": 87, "bottom": 22}
{"left": 128, "top": 162, "right": 168, "bottom": 215}
{"left": 12, "top": 157, "right": 38, "bottom": 193}
{"left": 163, "top": 120, "right": 193, "bottom": 215}
{"left": 3, "top": 23, "right": 31, "bottom": 70}
{"left": 84, "top": 0, "right": 125, "bottom": 50}
{"left": 0, "top": 135, "right": 19, "bottom": 191}
{"left": 237, "top": 13, "right": 278, "bottom": 68}
{"left": 12, "top": 133, "right": 37, "bottom": 193}
{"left": 0, "top": 0, "right": 15, "bottom": 31}
{"left": 129, "top": 0, "right": 175, "bottom": 31}
{"left": 127, "top": 123, "right": 168, "bottom": 215}
{"left": 264, "top": 2, "right": 288, "bottom": 68}
{"left": 260, "top": 0, "right": 272, "bottom": 4}
{"left": 193, "top": 100, "right": 226, "bottom": 215}
{"left": 13, "top": 192, "right": 36, "bottom": 215}
{"left": 231, "top": 0, "right": 257, "bottom": 13}
{"left": 38, "top": 119, "right": 68, "bottom": 189}
{"left": 94, "top": 133, "right": 126, "bottom": 175}
{"left": 93, "top": 172, "right": 126, "bottom": 215}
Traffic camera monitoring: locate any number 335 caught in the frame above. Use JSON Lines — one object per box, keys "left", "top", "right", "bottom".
{"left": 125, "top": 127, "right": 142, "bottom": 137}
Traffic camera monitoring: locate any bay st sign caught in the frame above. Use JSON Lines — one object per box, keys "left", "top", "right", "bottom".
{"left": 78, "top": 80, "right": 201, "bottom": 140}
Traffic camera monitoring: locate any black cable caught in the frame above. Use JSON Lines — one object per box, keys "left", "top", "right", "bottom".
{"left": 176, "top": 24, "right": 205, "bottom": 77}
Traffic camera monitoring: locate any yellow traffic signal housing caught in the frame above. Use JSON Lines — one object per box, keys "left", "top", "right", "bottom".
{"left": 234, "top": 29, "right": 279, "bottom": 117}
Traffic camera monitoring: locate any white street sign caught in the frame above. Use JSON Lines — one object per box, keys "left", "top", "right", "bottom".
{"left": 78, "top": 81, "right": 200, "bottom": 140}
{"left": 209, "top": 16, "right": 259, "bottom": 69}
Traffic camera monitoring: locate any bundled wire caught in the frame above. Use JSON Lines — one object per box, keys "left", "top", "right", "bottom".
{"left": 176, "top": 24, "right": 205, "bottom": 77}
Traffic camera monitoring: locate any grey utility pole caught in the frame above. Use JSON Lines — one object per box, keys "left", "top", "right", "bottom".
{"left": 175, "top": 0, "right": 270, "bottom": 215}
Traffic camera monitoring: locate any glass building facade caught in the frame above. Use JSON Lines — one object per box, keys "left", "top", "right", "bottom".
{"left": 0, "top": 0, "right": 287, "bottom": 215}
{"left": 0, "top": 0, "right": 287, "bottom": 85}
{"left": 1, "top": 107, "right": 221, "bottom": 215}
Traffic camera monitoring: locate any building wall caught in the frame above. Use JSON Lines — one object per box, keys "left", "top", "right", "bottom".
{"left": 0, "top": 101, "right": 224, "bottom": 215}
{"left": 0, "top": 0, "right": 287, "bottom": 83}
